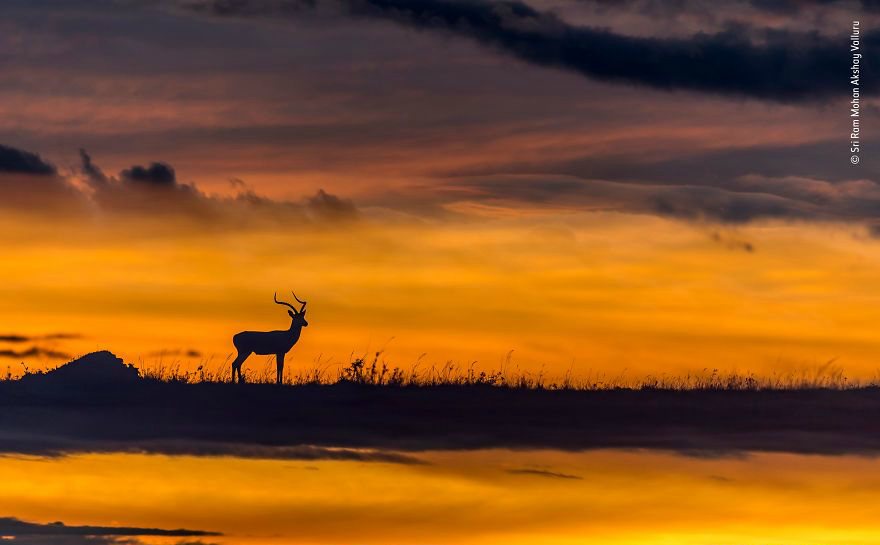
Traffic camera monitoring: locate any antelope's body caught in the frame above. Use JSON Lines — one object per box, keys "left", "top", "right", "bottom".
{"left": 231, "top": 292, "right": 308, "bottom": 384}
{"left": 233, "top": 328, "right": 302, "bottom": 356}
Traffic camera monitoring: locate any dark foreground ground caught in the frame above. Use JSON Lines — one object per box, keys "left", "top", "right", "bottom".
{"left": 2, "top": 351, "right": 879, "bottom": 462}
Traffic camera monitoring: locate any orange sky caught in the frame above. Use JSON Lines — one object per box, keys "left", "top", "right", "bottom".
{"left": 4, "top": 209, "right": 880, "bottom": 380}
{"left": 0, "top": 0, "right": 876, "bottom": 384}
{"left": 3, "top": 449, "right": 880, "bottom": 545}
{"left": 3, "top": 2, "right": 880, "bottom": 544}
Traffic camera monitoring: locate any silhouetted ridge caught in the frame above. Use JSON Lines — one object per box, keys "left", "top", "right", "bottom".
{"left": 5, "top": 349, "right": 880, "bottom": 458}
{"left": 23, "top": 350, "right": 139, "bottom": 384}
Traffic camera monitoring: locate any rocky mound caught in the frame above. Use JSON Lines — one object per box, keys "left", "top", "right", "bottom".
{"left": 22, "top": 350, "right": 140, "bottom": 385}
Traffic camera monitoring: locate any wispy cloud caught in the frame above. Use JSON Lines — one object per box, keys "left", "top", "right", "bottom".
{"left": 0, "top": 347, "right": 70, "bottom": 360}
{"left": 144, "top": 349, "right": 203, "bottom": 359}
{"left": 0, "top": 517, "right": 221, "bottom": 543}
{"left": 0, "top": 334, "right": 80, "bottom": 344}
{"left": 0, "top": 433, "right": 424, "bottom": 465}
{"left": 506, "top": 468, "right": 582, "bottom": 480}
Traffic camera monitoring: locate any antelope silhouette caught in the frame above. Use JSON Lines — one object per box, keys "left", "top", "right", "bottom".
{"left": 231, "top": 291, "right": 308, "bottom": 384}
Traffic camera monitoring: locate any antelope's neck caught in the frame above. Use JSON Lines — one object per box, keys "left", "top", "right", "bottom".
{"left": 288, "top": 322, "right": 303, "bottom": 341}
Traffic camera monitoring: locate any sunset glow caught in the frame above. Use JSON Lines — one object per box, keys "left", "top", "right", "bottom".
{"left": 2, "top": 1, "right": 878, "bottom": 543}
{"left": 4, "top": 213, "right": 880, "bottom": 379}
{"left": 3, "top": 450, "right": 880, "bottom": 545}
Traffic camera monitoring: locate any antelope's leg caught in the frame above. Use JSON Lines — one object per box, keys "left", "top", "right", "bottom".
{"left": 232, "top": 350, "right": 251, "bottom": 383}
{"left": 276, "top": 352, "right": 285, "bottom": 384}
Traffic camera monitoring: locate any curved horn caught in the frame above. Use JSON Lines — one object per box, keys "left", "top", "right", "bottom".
{"left": 291, "top": 291, "right": 307, "bottom": 313}
{"left": 274, "top": 292, "right": 298, "bottom": 313}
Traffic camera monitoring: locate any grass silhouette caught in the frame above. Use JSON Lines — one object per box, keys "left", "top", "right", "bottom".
{"left": 4, "top": 350, "right": 868, "bottom": 391}
{"left": 127, "top": 352, "right": 869, "bottom": 391}
{"left": 3, "top": 350, "right": 880, "bottom": 457}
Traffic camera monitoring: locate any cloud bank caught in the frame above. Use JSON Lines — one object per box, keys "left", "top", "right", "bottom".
{"left": 0, "top": 517, "right": 218, "bottom": 538}
{"left": 190, "top": 0, "right": 873, "bottom": 102}
{"left": 0, "top": 517, "right": 219, "bottom": 545}
{"left": 0, "top": 434, "right": 424, "bottom": 464}
{"left": 0, "top": 144, "right": 56, "bottom": 175}
{"left": 0, "top": 144, "right": 357, "bottom": 228}
{"left": 5, "top": 141, "right": 880, "bottom": 230}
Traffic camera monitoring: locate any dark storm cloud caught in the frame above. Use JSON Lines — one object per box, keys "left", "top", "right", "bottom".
{"left": 0, "top": 517, "right": 218, "bottom": 539}
{"left": 0, "top": 144, "right": 87, "bottom": 212}
{"left": 580, "top": 0, "right": 880, "bottom": 14}
{"left": 0, "top": 144, "right": 56, "bottom": 175}
{"left": 744, "top": 0, "right": 880, "bottom": 13}
{"left": 120, "top": 162, "right": 177, "bottom": 187}
{"left": 190, "top": 0, "right": 871, "bottom": 101}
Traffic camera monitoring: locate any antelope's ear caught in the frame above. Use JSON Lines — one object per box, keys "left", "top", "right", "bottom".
{"left": 288, "top": 310, "right": 295, "bottom": 318}
{"left": 301, "top": 308, "right": 307, "bottom": 316}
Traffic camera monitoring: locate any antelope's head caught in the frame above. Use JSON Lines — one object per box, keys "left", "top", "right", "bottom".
{"left": 275, "top": 291, "right": 309, "bottom": 327}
